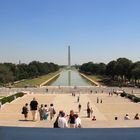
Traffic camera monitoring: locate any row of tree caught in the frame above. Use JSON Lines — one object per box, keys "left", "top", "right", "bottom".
{"left": 0, "top": 61, "right": 59, "bottom": 85}
{"left": 79, "top": 58, "right": 140, "bottom": 86}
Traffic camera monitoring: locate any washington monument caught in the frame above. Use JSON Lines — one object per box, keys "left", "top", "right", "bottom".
{"left": 68, "top": 46, "right": 71, "bottom": 69}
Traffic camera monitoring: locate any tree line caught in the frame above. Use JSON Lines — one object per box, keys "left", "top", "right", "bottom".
{"left": 79, "top": 58, "right": 140, "bottom": 86}
{"left": 0, "top": 61, "right": 59, "bottom": 85}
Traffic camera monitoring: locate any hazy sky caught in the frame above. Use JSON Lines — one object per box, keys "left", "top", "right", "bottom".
{"left": 0, "top": 0, "right": 140, "bottom": 65}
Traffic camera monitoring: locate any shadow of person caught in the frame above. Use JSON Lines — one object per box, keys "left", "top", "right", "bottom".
{"left": 19, "top": 120, "right": 33, "bottom": 122}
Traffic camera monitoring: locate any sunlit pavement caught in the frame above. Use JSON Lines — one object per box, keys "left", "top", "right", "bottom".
{"left": 1, "top": 90, "right": 140, "bottom": 128}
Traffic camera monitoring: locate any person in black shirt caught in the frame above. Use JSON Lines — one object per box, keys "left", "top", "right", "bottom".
{"left": 30, "top": 98, "right": 38, "bottom": 121}
{"left": 78, "top": 104, "right": 81, "bottom": 113}
{"left": 69, "top": 110, "right": 76, "bottom": 128}
{"left": 22, "top": 103, "right": 28, "bottom": 120}
{"left": 87, "top": 107, "right": 91, "bottom": 118}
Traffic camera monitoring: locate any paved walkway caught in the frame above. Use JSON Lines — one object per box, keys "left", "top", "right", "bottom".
{"left": 0, "top": 93, "right": 140, "bottom": 128}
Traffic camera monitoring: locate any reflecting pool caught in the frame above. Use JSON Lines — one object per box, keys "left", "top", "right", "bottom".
{"left": 48, "top": 69, "right": 94, "bottom": 86}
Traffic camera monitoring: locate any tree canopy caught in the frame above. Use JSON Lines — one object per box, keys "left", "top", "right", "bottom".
{"left": 79, "top": 58, "right": 140, "bottom": 86}
{"left": 0, "top": 61, "right": 59, "bottom": 85}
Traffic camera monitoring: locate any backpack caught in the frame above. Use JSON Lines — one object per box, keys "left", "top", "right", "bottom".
{"left": 53, "top": 117, "right": 59, "bottom": 128}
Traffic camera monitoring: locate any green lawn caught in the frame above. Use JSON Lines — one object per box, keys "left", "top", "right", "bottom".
{"left": 14, "top": 71, "right": 60, "bottom": 88}
{"left": 84, "top": 75, "right": 105, "bottom": 85}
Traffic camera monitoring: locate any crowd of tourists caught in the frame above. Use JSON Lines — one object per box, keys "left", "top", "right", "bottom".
{"left": 21, "top": 94, "right": 140, "bottom": 128}
{"left": 54, "top": 110, "right": 81, "bottom": 128}
{"left": 21, "top": 98, "right": 82, "bottom": 128}
{"left": 22, "top": 98, "right": 56, "bottom": 122}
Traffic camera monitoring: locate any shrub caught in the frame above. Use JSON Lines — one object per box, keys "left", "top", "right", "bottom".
{"left": 0, "top": 92, "right": 25, "bottom": 105}
{"left": 0, "top": 97, "right": 9, "bottom": 104}
{"left": 127, "top": 94, "right": 135, "bottom": 100}
{"left": 133, "top": 97, "right": 140, "bottom": 103}
{"left": 120, "top": 92, "right": 140, "bottom": 103}
{"left": 120, "top": 92, "right": 127, "bottom": 97}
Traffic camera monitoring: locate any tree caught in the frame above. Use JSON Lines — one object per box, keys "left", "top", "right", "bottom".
{"left": 131, "top": 62, "right": 140, "bottom": 84}
{"left": 16, "top": 64, "right": 29, "bottom": 80}
{"left": 106, "top": 61, "right": 117, "bottom": 80}
{"left": 0, "top": 61, "right": 59, "bottom": 85}
{"left": 0, "top": 64, "right": 14, "bottom": 85}
{"left": 97, "top": 63, "right": 106, "bottom": 75}
{"left": 115, "top": 58, "right": 132, "bottom": 82}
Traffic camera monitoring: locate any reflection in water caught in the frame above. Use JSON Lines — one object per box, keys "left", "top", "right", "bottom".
{"left": 68, "top": 70, "right": 71, "bottom": 86}
{"left": 49, "top": 69, "right": 93, "bottom": 86}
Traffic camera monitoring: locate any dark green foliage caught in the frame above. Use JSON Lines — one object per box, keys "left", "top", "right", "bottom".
{"left": 79, "top": 58, "right": 140, "bottom": 87}
{"left": 120, "top": 92, "right": 127, "bottom": 97}
{"left": 133, "top": 97, "right": 140, "bottom": 103}
{"left": 0, "top": 92, "right": 25, "bottom": 105}
{"left": 0, "top": 61, "right": 59, "bottom": 85}
{"left": 131, "top": 62, "right": 140, "bottom": 81}
{"left": 120, "top": 93, "right": 140, "bottom": 103}
{"left": 127, "top": 94, "right": 135, "bottom": 100}
{"left": 79, "top": 62, "right": 106, "bottom": 75}
{"left": 0, "top": 64, "right": 14, "bottom": 84}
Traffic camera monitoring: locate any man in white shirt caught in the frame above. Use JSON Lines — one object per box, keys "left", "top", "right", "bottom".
{"left": 58, "top": 112, "right": 68, "bottom": 128}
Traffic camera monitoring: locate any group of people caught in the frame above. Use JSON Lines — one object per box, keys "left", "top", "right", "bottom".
{"left": 97, "top": 97, "right": 103, "bottom": 103}
{"left": 124, "top": 113, "right": 139, "bottom": 120}
{"left": 21, "top": 95, "right": 140, "bottom": 129}
{"left": 22, "top": 98, "right": 56, "bottom": 121}
{"left": 86, "top": 102, "right": 96, "bottom": 121}
{"left": 38, "top": 103, "right": 56, "bottom": 121}
{"left": 21, "top": 97, "right": 39, "bottom": 121}
{"left": 77, "top": 100, "right": 96, "bottom": 121}
{"left": 54, "top": 110, "right": 81, "bottom": 128}
{"left": 114, "top": 113, "right": 139, "bottom": 120}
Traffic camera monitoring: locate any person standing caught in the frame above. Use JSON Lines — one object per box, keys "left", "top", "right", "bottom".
{"left": 78, "top": 104, "right": 82, "bottom": 113}
{"left": 30, "top": 98, "right": 38, "bottom": 122}
{"left": 43, "top": 104, "right": 49, "bottom": 120}
{"left": 97, "top": 97, "right": 99, "bottom": 103}
{"left": 46, "top": 88, "right": 48, "bottom": 93}
{"left": 77, "top": 96, "right": 80, "bottom": 103}
{"left": 49, "top": 104, "right": 56, "bottom": 120}
{"left": 39, "top": 104, "right": 44, "bottom": 120}
{"left": 90, "top": 107, "right": 93, "bottom": 117}
{"left": 54, "top": 110, "right": 63, "bottom": 128}
{"left": 22, "top": 103, "right": 28, "bottom": 120}
{"left": 87, "top": 107, "right": 91, "bottom": 118}
{"left": 100, "top": 99, "right": 103, "bottom": 104}
{"left": 69, "top": 110, "right": 76, "bottom": 128}
{"left": 58, "top": 112, "right": 68, "bottom": 128}
{"left": 75, "top": 114, "right": 82, "bottom": 128}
